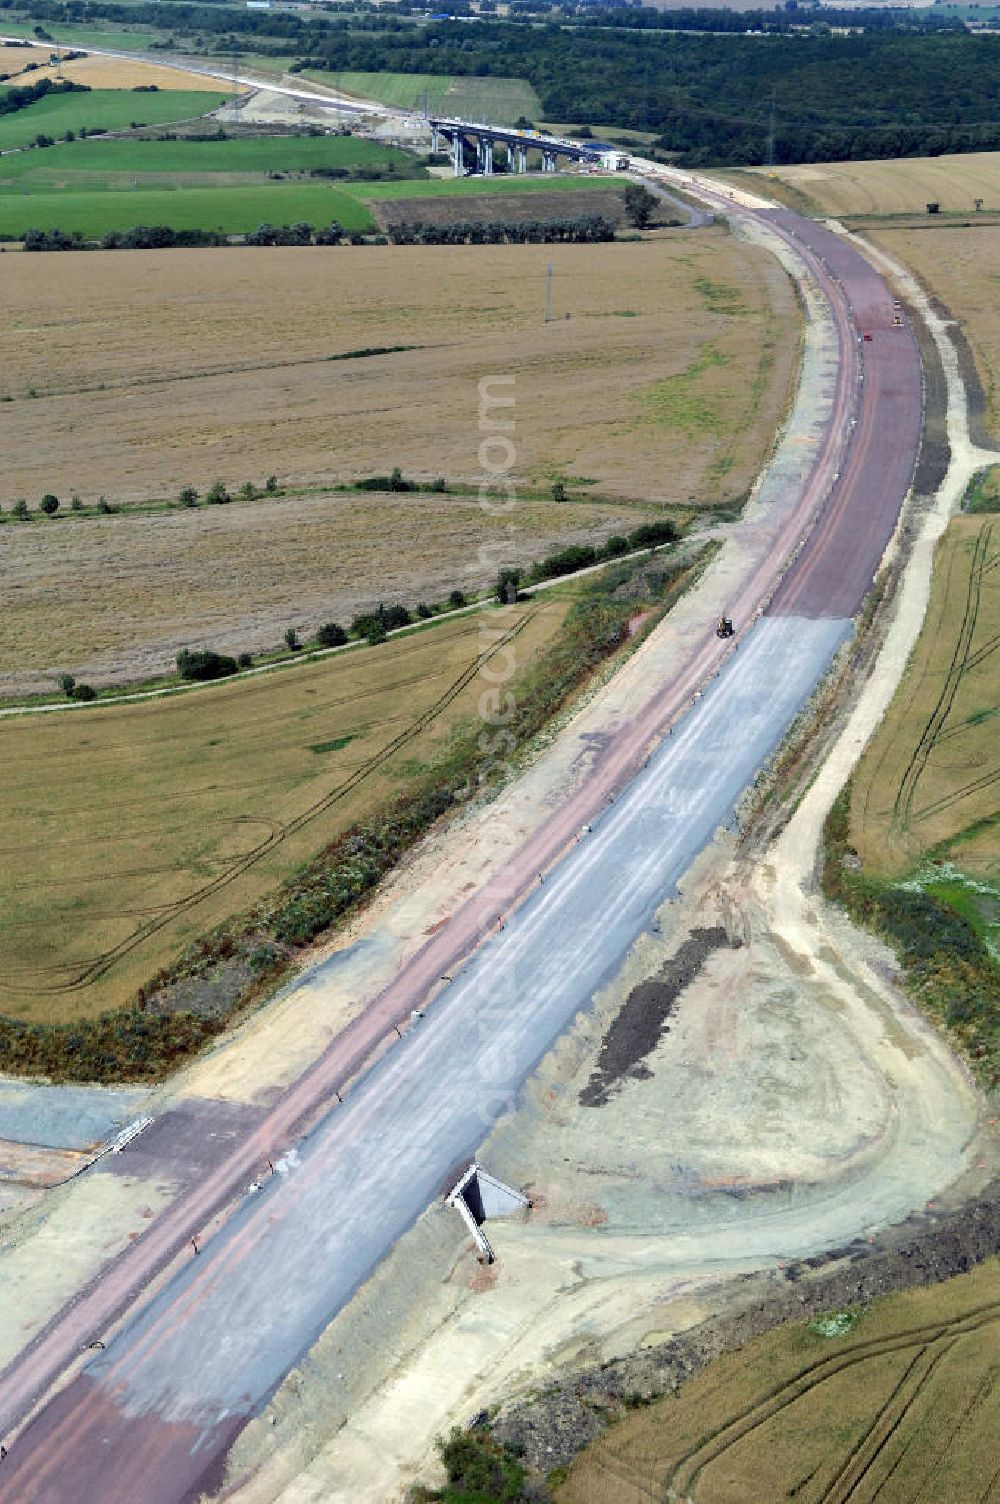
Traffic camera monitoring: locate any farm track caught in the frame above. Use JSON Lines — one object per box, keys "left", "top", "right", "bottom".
{"left": 2, "top": 612, "right": 535, "bottom": 996}
{"left": 658, "top": 1299, "right": 1000, "bottom": 1501}
{"left": 891, "top": 522, "right": 992, "bottom": 831}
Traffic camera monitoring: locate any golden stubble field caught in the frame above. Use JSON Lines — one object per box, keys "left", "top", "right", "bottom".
{"left": 0, "top": 600, "right": 566, "bottom": 1021}
{"left": 0, "top": 43, "right": 229, "bottom": 91}
{"left": 0, "top": 491, "right": 654, "bottom": 695}
{"left": 2, "top": 234, "right": 796, "bottom": 510}
{"left": 557, "top": 1258, "right": 1000, "bottom": 1504}
{"left": 851, "top": 515, "right": 1000, "bottom": 879}
{"left": 745, "top": 150, "right": 1000, "bottom": 218}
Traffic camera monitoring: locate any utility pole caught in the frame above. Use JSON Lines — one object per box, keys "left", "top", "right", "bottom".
{"left": 545, "top": 261, "right": 553, "bottom": 323}
{"left": 765, "top": 88, "right": 777, "bottom": 168}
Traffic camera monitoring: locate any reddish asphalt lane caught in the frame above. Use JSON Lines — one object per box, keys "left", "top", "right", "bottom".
{"left": 765, "top": 212, "right": 922, "bottom": 619}
{"left": 0, "top": 202, "right": 924, "bottom": 1504}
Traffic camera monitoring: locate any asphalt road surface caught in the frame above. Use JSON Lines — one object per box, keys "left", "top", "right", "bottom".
{"left": 0, "top": 195, "right": 925, "bottom": 1504}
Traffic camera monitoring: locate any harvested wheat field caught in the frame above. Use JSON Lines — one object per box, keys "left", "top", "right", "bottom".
{"left": 1, "top": 234, "right": 797, "bottom": 511}
{"left": 0, "top": 600, "right": 566, "bottom": 1020}
{"left": 0, "top": 491, "right": 657, "bottom": 695}
{"left": 0, "top": 44, "right": 231, "bottom": 91}
{"left": 557, "top": 1258, "right": 1000, "bottom": 1504}
{"left": 746, "top": 150, "right": 1000, "bottom": 218}
{"left": 851, "top": 515, "right": 1000, "bottom": 879}
{"left": 867, "top": 222, "right": 1000, "bottom": 437}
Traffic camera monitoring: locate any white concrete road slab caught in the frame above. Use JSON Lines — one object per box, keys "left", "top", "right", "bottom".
{"left": 82, "top": 614, "right": 852, "bottom": 1428}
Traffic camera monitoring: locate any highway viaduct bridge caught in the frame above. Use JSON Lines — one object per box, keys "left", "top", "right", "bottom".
{"left": 429, "top": 117, "right": 624, "bottom": 176}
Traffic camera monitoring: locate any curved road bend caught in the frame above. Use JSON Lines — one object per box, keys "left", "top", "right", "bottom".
{"left": 0, "top": 202, "right": 926, "bottom": 1504}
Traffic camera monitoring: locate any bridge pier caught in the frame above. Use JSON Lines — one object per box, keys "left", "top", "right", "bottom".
{"left": 483, "top": 137, "right": 494, "bottom": 175}
{"left": 453, "top": 133, "right": 463, "bottom": 177}
{"left": 542, "top": 150, "right": 557, "bottom": 173}
{"left": 517, "top": 145, "right": 528, "bottom": 174}
{"left": 431, "top": 125, "right": 439, "bottom": 155}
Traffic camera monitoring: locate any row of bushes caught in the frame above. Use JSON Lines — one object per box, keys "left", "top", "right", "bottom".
{"left": 823, "top": 788, "right": 999, "bottom": 1089}
{"left": 11, "top": 561, "right": 667, "bottom": 1081}
{"left": 386, "top": 215, "right": 617, "bottom": 246}
{"left": 526, "top": 519, "right": 678, "bottom": 583}
{"left": 170, "top": 522, "right": 677, "bottom": 684}
{"left": 23, "top": 225, "right": 227, "bottom": 252}
{"left": 2, "top": 478, "right": 281, "bottom": 517}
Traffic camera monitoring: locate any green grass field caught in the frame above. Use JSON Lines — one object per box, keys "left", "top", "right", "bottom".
{"left": 0, "top": 180, "right": 373, "bottom": 234}
{"left": 304, "top": 69, "right": 541, "bottom": 125}
{"left": 0, "top": 88, "right": 228, "bottom": 150}
{"left": 0, "top": 18, "right": 156, "bottom": 48}
{"left": 0, "top": 133, "right": 423, "bottom": 193}
{"left": 0, "top": 170, "right": 616, "bottom": 236}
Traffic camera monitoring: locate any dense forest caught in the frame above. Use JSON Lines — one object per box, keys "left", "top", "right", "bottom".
{"left": 2, "top": 0, "right": 998, "bottom": 165}
{"left": 297, "top": 25, "right": 1000, "bottom": 165}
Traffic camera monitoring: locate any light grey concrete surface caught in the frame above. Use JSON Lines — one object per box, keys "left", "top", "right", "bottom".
{"left": 87, "top": 614, "right": 851, "bottom": 1425}
{"left": 0, "top": 1082, "right": 150, "bottom": 1154}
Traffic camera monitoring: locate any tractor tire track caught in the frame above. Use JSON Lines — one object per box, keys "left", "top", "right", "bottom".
{"left": 1, "top": 613, "right": 535, "bottom": 997}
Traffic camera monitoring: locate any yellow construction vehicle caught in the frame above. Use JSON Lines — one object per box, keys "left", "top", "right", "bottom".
{"left": 716, "top": 614, "right": 734, "bottom": 639}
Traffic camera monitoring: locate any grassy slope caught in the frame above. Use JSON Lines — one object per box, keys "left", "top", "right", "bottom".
{"left": 304, "top": 68, "right": 541, "bottom": 124}
{"left": 0, "top": 18, "right": 155, "bottom": 48}
{"left": 0, "top": 87, "right": 228, "bottom": 149}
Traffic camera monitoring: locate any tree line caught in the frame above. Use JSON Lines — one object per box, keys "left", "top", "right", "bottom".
{"left": 386, "top": 215, "right": 616, "bottom": 245}
{"left": 0, "top": 75, "right": 87, "bottom": 114}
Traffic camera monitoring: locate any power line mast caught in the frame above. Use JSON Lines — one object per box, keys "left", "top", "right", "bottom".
{"left": 765, "top": 89, "right": 777, "bottom": 168}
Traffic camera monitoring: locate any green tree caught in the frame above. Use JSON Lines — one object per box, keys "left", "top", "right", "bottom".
{"left": 239, "top": 481, "right": 257, "bottom": 501}
{"left": 284, "top": 627, "right": 301, "bottom": 651}
{"left": 551, "top": 480, "right": 567, "bottom": 504}
{"left": 59, "top": 673, "right": 76, "bottom": 698}
{"left": 178, "top": 486, "right": 199, "bottom": 508}
{"left": 623, "top": 183, "right": 658, "bottom": 229}
{"left": 496, "top": 567, "right": 521, "bottom": 605}
{"left": 317, "top": 622, "right": 347, "bottom": 648}
{"left": 264, "top": 474, "right": 279, "bottom": 495}
{"left": 39, "top": 493, "right": 59, "bottom": 515}
{"left": 13, "top": 498, "right": 30, "bottom": 520}
{"left": 205, "top": 480, "right": 230, "bottom": 505}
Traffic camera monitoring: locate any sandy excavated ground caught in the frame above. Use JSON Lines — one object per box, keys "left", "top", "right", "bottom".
{"left": 1, "top": 233, "right": 796, "bottom": 509}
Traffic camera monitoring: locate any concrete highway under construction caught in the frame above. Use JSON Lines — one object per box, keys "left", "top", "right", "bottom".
{"left": 0, "top": 173, "right": 930, "bottom": 1503}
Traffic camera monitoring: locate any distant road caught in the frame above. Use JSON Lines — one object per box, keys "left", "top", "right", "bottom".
{"left": 0, "top": 35, "right": 375, "bottom": 112}
{"left": 0, "top": 175, "right": 931, "bottom": 1504}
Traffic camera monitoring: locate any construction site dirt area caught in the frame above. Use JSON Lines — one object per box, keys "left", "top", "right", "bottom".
{"left": 0, "top": 600, "right": 568, "bottom": 1024}
{"left": 372, "top": 187, "right": 647, "bottom": 229}
{"left": 850, "top": 514, "right": 1000, "bottom": 881}
{"left": 0, "top": 233, "right": 798, "bottom": 512}
{"left": 555, "top": 1256, "right": 1000, "bottom": 1504}
{"left": 0, "top": 490, "right": 656, "bottom": 695}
